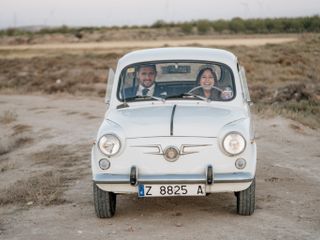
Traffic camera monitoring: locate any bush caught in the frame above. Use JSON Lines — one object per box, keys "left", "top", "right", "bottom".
{"left": 229, "top": 17, "right": 245, "bottom": 33}
{"left": 212, "top": 20, "right": 228, "bottom": 33}
{"left": 39, "top": 25, "right": 75, "bottom": 34}
{"left": 196, "top": 20, "right": 211, "bottom": 34}
{"left": 180, "top": 22, "right": 193, "bottom": 34}
{"left": 151, "top": 20, "right": 168, "bottom": 28}
{"left": 1, "top": 15, "right": 319, "bottom": 37}
{"left": 244, "top": 19, "right": 267, "bottom": 33}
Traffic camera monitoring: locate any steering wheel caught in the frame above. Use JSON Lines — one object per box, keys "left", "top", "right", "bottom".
{"left": 188, "top": 85, "right": 223, "bottom": 94}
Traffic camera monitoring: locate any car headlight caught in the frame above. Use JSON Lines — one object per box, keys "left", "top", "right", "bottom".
{"left": 222, "top": 132, "right": 246, "bottom": 156}
{"left": 98, "top": 134, "right": 121, "bottom": 156}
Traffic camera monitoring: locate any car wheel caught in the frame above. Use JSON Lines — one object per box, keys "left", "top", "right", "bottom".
{"left": 235, "top": 178, "right": 255, "bottom": 216}
{"left": 93, "top": 182, "right": 117, "bottom": 218}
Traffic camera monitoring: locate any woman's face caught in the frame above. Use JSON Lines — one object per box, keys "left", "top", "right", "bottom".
{"left": 200, "top": 69, "right": 215, "bottom": 90}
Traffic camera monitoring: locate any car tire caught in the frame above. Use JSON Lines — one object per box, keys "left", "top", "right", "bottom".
{"left": 93, "top": 182, "right": 117, "bottom": 218}
{"left": 235, "top": 178, "right": 255, "bottom": 216}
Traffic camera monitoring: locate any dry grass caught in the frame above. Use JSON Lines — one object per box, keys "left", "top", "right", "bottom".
{"left": 0, "top": 138, "right": 14, "bottom": 155}
{"left": 0, "top": 221, "right": 5, "bottom": 235}
{"left": 0, "top": 134, "right": 33, "bottom": 155}
{"left": 0, "top": 53, "right": 118, "bottom": 96}
{"left": 0, "top": 141, "right": 90, "bottom": 206}
{"left": 0, "top": 34, "right": 319, "bottom": 128}
{"left": 0, "top": 27, "right": 186, "bottom": 45}
{"left": 289, "top": 123, "right": 305, "bottom": 134}
{"left": 0, "top": 123, "right": 33, "bottom": 155}
{"left": 11, "top": 124, "right": 32, "bottom": 136}
{"left": 31, "top": 144, "right": 90, "bottom": 167}
{"left": 225, "top": 34, "right": 320, "bottom": 128}
{"left": 0, "top": 171, "right": 66, "bottom": 206}
{"left": 2, "top": 143, "right": 93, "bottom": 206}
{"left": 253, "top": 100, "right": 320, "bottom": 129}
{"left": 64, "top": 111, "right": 79, "bottom": 115}
{"left": 0, "top": 155, "right": 15, "bottom": 172}
{"left": 0, "top": 111, "right": 17, "bottom": 124}
{"left": 80, "top": 112, "right": 99, "bottom": 119}
{"left": 0, "top": 161, "right": 15, "bottom": 172}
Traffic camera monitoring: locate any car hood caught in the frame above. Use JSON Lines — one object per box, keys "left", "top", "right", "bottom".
{"left": 106, "top": 104, "right": 246, "bottom": 138}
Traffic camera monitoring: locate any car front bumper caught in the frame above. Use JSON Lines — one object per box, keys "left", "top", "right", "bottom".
{"left": 93, "top": 171, "right": 254, "bottom": 184}
{"left": 93, "top": 166, "right": 255, "bottom": 194}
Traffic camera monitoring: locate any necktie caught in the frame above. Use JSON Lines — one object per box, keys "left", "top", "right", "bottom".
{"left": 142, "top": 88, "right": 149, "bottom": 96}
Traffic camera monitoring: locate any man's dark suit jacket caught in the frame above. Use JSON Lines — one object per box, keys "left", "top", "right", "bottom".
{"left": 123, "top": 84, "right": 166, "bottom": 99}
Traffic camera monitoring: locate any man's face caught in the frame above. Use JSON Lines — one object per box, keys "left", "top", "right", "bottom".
{"left": 138, "top": 66, "right": 156, "bottom": 88}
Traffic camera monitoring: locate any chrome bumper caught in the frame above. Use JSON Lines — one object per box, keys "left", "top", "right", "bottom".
{"left": 93, "top": 172, "right": 254, "bottom": 185}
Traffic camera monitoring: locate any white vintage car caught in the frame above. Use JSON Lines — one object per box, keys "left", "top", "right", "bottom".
{"left": 91, "top": 48, "right": 256, "bottom": 218}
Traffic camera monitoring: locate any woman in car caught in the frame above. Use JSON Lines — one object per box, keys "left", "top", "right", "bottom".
{"left": 194, "top": 66, "right": 234, "bottom": 101}
{"left": 194, "top": 66, "right": 221, "bottom": 100}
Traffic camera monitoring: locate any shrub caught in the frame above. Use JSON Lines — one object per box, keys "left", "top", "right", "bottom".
{"left": 151, "top": 20, "right": 168, "bottom": 28}
{"left": 229, "top": 17, "right": 245, "bottom": 33}
{"left": 212, "top": 20, "right": 228, "bottom": 33}
{"left": 0, "top": 171, "right": 66, "bottom": 205}
{"left": 196, "top": 20, "right": 211, "bottom": 34}
{"left": 180, "top": 22, "right": 193, "bottom": 34}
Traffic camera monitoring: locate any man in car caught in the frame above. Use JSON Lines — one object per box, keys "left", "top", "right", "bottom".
{"left": 122, "top": 64, "right": 166, "bottom": 99}
{"left": 135, "top": 64, "right": 158, "bottom": 96}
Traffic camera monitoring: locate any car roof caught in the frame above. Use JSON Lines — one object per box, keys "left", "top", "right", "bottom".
{"left": 118, "top": 47, "right": 238, "bottom": 69}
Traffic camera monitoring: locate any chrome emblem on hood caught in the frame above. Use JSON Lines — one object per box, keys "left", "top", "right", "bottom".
{"left": 132, "top": 144, "right": 212, "bottom": 162}
{"left": 164, "top": 146, "right": 180, "bottom": 162}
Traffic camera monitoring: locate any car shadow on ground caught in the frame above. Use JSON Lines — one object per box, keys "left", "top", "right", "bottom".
{"left": 112, "top": 192, "right": 237, "bottom": 218}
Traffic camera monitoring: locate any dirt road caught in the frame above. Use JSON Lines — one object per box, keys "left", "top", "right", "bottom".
{"left": 0, "top": 36, "right": 299, "bottom": 59}
{"left": 0, "top": 95, "right": 319, "bottom": 240}
{"left": 0, "top": 37, "right": 297, "bottom": 50}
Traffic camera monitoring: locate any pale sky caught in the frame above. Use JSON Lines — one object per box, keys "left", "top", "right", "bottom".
{"left": 0, "top": 0, "right": 319, "bottom": 29}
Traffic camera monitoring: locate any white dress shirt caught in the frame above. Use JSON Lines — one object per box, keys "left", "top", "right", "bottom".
{"left": 136, "top": 84, "right": 155, "bottom": 96}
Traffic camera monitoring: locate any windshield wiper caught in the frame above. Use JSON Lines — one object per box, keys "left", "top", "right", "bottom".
{"left": 124, "top": 95, "right": 165, "bottom": 102}
{"left": 165, "top": 93, "right": 207, "bottom": 101}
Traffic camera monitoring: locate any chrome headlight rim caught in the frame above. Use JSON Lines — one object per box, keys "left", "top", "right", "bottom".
{"left": 99, "top": 158, "right": 111, "bottom": 170}
{"left": 222, "top": 131, "right": 246, "bottom": 156}
{"left": 98, "top": 134, "right": 121, "bottom": 157}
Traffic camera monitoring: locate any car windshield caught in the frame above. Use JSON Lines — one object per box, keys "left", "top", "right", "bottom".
{"left": 118, "top": 61, "right": 235, "bottom": 102}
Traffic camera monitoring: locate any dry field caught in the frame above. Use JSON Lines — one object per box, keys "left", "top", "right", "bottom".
{"left": 0, "top": 33, "right": 319, "bottom": 240}
{"left": 0, "top": 33, "right": 319, "bottom": 127}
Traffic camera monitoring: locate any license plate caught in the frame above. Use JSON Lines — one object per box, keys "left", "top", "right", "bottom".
{"left": 138, "top": 184, "right": 206, "bottom": 197}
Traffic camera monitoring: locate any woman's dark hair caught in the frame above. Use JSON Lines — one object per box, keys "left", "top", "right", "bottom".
{"left": 196, "top": 67, "right": 218, "bottom": 85}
